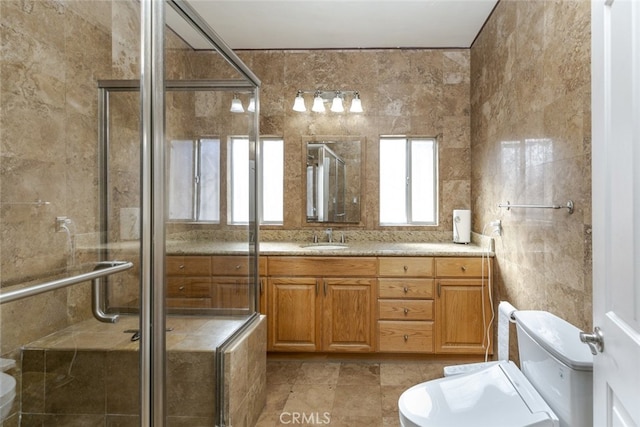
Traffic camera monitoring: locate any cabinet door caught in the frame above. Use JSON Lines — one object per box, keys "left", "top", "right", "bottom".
{"left": 435, "top": 279, "right": 493, "bottom": 354}
{"left": 322, "top": 278, "right": 375, "bottom": 352}
{"left": 268, "top": 278, "right": 322, "bottom": 352}
{"left": 211, "top": 277, "right": 250, "bottom": 309}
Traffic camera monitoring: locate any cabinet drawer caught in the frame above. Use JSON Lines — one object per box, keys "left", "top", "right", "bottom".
{"left": 166, "top": 256, "right": 212, "bottom": 276}
{"left": 378, "top": 279, "right": 434, "bottom": 299}
{"left": 378, "top": 300, "right": 433, "bottom": 320}
{"left": 378, "top": 321, "right": 434, "bottom": 353}
{"left": 212, "top": 256, "right": 250, "bottom": 276}
{"left": 435, "top": 257, "right": 489, "bottom": 277}
{"left": 378, "top": 257, "right": 434, "bottom": 277}
{"left": 167, "top": 278, "right": 212, "bottom": 298}
{"left": 268, "top": 257, "right": 377, "bottom": 277}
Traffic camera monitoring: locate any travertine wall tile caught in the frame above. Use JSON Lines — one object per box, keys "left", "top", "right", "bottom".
{"left": 470, "top": 0, "right": 592, "bottom": 332}
{"left": 238, "top": 48, "right": 471, "bottom": 236}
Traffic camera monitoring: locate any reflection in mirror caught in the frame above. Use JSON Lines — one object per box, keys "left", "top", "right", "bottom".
{"left": 306, "top": 139, "right": 361, "bottom": 223}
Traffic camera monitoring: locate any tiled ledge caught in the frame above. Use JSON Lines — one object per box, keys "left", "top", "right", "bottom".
{"left": 24, "top": 315, "right": 251, "bottom": 352}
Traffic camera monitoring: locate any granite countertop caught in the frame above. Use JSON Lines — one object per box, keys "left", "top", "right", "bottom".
{"left": 166, "top": 240, "right": 494, "bottom": 257}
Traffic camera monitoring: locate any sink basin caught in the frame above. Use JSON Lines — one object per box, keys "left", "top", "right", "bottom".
{"left": 300, "top": 244, "right": 348, "bottom": 250}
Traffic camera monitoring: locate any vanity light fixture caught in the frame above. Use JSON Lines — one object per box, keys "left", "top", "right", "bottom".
{"left": 330, "top": 91, "right": 344, "bottom": 113}
{"left": 247, "top": 96, "right": 256, "bottom": 113}
{"left": 350, "top": 91, "right": 363, "bottom": 113}
{"left": 293, "top": 90, "right": 306, "bottom": 112}
{"left": 293, "top": 89, "right": 363, "bottom": 113}
{"left": 311, "top": 91, "right": 325, "bottom": 113}
{"left": 230, "top": 94, "right": 244, "bottom": 113}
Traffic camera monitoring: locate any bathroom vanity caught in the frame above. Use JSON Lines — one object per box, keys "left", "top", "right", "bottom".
{"left": 265, "top": 254, "right": 492, "bottom": 355}
{"left": 166, "top": 241, "right": 494, "bottom": 356}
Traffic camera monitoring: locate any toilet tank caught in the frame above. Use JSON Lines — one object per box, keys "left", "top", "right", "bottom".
{"left": 513, "top": 311, "right": 593, "bottom": 427}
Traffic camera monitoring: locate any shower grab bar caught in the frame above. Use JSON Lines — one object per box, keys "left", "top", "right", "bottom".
{"left": 498, "top": 200, "right": 574, "bottom": 214}
{"left": 0, "top": 261, "right": 133, "bottom": 323}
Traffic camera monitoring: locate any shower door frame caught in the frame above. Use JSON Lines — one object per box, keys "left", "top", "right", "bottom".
{"left": 140, "top": 0, "right": 261, "bottom": 424}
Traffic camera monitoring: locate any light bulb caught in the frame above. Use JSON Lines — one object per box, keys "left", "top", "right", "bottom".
{"left": 350, "top": 92, "right": 363, "bottom": 113}
{"left": 330, "top": 91, "right": 344, "bottom": 112}
{"left": 311, "top": 92, "right": 325, "bottom": 113}
{"left": 230, "top": 95, "right": 244, "bottom": 113}
{"left": 292, "top": 91, "right": 306, "bottom": 112}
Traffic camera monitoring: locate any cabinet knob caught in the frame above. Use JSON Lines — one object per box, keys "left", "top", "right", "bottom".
{"left": 403, "top": 287, "right": 409, "bottom": 294}
{"left": 403, "top": 265, "right": 409, "bottom": 272}
{"left": 461, "top": 265, "right": 467, "bottom": 272}
{"left": 404, "top": 308, "right": 409, "bottom": 315}
{"left": 179, "top": 286, "right": 185, "bottom": 291}
{"left": 179, "top": 264, "right": 185, "bottom": 270}
{"left": 403, "top": 334, "right": 409, "bottom": 342}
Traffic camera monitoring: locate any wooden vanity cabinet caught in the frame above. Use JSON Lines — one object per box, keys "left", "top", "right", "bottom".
{"left": 166, "top": 256, "right": 213, "bottom": 308}
{"left": 377, "top": 257, "right": 435, "bottom": 353}
{"left": 267, "top": 257, "right": 376, "bottom": 352}
{"left": 166, "top": 255, "right": 267, "bottom": 311}
{"left": 434, "top": 257, "right": 494, "bottom": 355}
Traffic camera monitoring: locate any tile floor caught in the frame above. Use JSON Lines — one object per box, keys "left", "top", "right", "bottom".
{"left": 255, "top": 359, "right": 450, "bottom": 427}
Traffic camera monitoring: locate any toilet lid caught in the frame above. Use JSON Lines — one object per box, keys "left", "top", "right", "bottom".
{"left": 399, "top": 361, "right": 559, "bottom": 427}
{"left": 0, "top": 373, "right": 15, "bottom": 407}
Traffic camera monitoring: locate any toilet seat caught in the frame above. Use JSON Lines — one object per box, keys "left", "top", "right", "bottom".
{"left": 399, "top": 361, "right": 559, "bottom": 427}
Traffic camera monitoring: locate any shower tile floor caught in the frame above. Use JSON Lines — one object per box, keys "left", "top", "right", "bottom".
{"left": 255, "top": 359, "right": 451, "bottom": 427}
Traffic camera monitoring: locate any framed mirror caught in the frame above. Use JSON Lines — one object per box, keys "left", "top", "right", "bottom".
{"left": 305, "top": 137, "right": 362, "bottom": 223}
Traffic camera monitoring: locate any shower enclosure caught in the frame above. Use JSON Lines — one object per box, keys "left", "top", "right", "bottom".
{"left": 0, "top": 0, "right": 262, "bottom": 425}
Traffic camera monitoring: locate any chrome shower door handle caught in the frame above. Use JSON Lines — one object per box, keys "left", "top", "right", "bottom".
{"left": 580, "top": 326, "right": 604, "bottom": 355}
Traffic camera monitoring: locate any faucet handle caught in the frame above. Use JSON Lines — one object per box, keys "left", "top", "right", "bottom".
{"left": 340, "top": 232, "right": 346, "bottom": 243}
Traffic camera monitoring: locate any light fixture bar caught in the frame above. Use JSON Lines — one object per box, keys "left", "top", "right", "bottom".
{"left": 292, "top": 89, "right": 363, "bottom": 113}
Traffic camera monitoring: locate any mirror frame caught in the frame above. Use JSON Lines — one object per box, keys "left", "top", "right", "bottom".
{"left": 301, "top": 135, "right": 365, "bottom": 227}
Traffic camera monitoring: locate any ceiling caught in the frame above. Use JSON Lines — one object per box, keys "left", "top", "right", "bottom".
{"left": 167, "top": 0, "right": 499, "bottom": 50}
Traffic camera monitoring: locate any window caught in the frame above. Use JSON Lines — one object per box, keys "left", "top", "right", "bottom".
{"left": 379, "top": 136, "right": 438, "bottom": 225}
{"left": 260, "top": 138, "right": 284, "bottom": 224}
{"left": 229, "top": 136, "right": 284, "bottom": 225}
{"left": 168, "top": 138, "right": 220, "bottom": 222}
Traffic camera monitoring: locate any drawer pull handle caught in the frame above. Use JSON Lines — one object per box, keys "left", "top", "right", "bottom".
{"left": 235, "top": 265, "right": 241, "bottom": 270}
{"left": 179, "top": 264, "right": 185, "bottom": 270}
{"left": 179, "top": 286, "right": 185, "bottom": 291}
{"left": 403, "top": 334, "right": 409, "bottom": 342}
{"left": 404, "top": 308, "right": 409, "bottom": 315}
{"left": 403, "top": 265, "right": 408, "bottom": 272}
{"left": 403, "top": 287, "right": 409, "bottom": 294}
{"left": 461, "top": 265, "right": 467, "bottom": 272}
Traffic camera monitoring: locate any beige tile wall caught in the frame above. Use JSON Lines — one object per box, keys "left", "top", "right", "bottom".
{"left": 236, "top": 49, "right": 472, "bottom": 239}
{"left": 470, "top": 0, "right": 592, "bottom": 331}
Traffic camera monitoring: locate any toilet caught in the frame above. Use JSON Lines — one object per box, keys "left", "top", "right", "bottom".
{"left": 0, "top": 359, "right": 16, "bottom": 422}
{"left": 398, "top": 310, "right": 593, "bottom": 427}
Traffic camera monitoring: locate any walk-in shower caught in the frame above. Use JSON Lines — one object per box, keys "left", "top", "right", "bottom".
{"left": 0, "top": 0, "right": 263, "bottom": 425}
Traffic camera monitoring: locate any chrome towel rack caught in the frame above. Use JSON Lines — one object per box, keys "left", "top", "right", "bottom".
{"left": 498, "top": 200, "right": 574, "bottom": 214}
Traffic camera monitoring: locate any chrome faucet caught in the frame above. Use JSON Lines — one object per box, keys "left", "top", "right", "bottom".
{"left": 325, "top": 228, "right": 333, "bottom": 243}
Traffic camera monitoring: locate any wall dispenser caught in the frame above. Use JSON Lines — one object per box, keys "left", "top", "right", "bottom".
{"left": 453, "top": 209, "right": 471, "bottom": 244}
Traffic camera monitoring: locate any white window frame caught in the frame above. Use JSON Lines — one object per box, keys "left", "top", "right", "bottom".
{"left": 259, "top": 137, "right": 284, "bottom": 225}
{"left": 229, "top": 136, "right": 284, "bottom": 225}
{"left": 379, "top": 136, "right": 438, "bottom": 226}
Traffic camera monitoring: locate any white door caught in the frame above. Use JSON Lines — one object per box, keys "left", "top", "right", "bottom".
{"left": 591, "top": 0, "right": 640, "bottom": 425}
